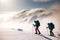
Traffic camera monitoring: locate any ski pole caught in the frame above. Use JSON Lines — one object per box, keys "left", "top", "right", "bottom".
{"left": 46, "top": 27, "right": 49, "bottom": 35}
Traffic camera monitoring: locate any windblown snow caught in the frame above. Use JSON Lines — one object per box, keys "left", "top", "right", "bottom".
{"left": 0, "top": 4, "right": 60, "bottom": 40}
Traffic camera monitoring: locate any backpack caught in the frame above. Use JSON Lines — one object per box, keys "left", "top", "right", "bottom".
{"left": 36, "top": 20, "right": 40, "bottom": 26}
{"left": 50, "top": 23, "right": 55, "bottom": 29}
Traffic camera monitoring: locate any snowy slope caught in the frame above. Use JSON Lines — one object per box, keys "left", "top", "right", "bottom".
{"left": 0, "top": 28, "right": 60, "bottom": 40}
{"left": 0, "top": 7, "right": 60, "bottom": 40}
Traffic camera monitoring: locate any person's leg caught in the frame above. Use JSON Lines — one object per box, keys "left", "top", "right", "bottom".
{"left": 37, "top": 27, "right": 41, "bottom": 34}
{"left": 50, "top": 29, "right": 54, "bottom": 36}
{"left": 35, "top": 27, "right": 38, "bottom": 34}
{"left": 50, "top": 29, "right": 52, "bottom": 36}
{"left": 51, "top": 29, "right": 54, "bottom": 36}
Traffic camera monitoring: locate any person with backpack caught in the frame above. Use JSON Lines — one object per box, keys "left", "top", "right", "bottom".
{"left": 33, "top": 20, "right": 41, "bottom": 34}
{"left": 47, "top": 22, "right": 55, "bottom": 36}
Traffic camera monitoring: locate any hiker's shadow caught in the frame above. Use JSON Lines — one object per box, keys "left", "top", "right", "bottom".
{"left": 39, "top": 34, "right": 52, "bottom": 40}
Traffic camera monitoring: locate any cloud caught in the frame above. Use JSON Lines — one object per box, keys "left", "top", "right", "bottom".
{"left": 0, "top": 0, "right": 20, "bottom": 11}
{"left": 48, "top": 3, "right": 60, "bottom": 15}
{"left": 48, "top": 3, "right": 60, "bottom": 31}
{"left": 33, "top": 0, "right": 51, "bottom": 2}
{"left": 13, "top": 8, "right": 46, "bottom": 19}
{"left": 26, "top": 8, "right": 45, "bottom": 16}
{"left": 12, "top": 8, "right": 53, "bottom": 23}
{"left": 50, "top": 3, "right": 60, "bottom": 18}
{"left": 13, "top": 9, "right": 29, "bottom": 19}
{"left": 40, "top": 13, "right": 52, "bottom": 18}
{"left": 12, "top": 3, "right": 60, "bottom": 23}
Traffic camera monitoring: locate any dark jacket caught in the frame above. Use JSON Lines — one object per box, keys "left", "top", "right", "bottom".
{"left": 33, "top": 20, "right": 40, "bottom": 27}
{"left": 48, "top": 23, "right": 55, "bottom": 30}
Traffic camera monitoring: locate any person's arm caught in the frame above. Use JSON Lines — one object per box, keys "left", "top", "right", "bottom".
{"left": 46, "top": 27, "right": 48, "bottom": 28}
{"left": 46, "top": 25, "right": 49, "bottom": 28}
{"left": 33, "top": 24, "right": 35, "bottom": 27}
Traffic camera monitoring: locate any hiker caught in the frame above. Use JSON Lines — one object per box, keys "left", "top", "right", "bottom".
{"left": 33, "top": 20, "right": 41, "bottom": 34}
{"left": 47, "top": 22, "right": 55, "bottom": 36}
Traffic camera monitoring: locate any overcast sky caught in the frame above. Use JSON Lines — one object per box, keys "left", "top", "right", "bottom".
{"left": 0, "top": 0, "right": 60, "bottom": 11}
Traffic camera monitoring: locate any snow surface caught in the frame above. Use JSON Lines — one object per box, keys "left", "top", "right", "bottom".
{"left": 0, "top": 22, "right": 60, "bottom": 40}
{"left": 0, "top": 27, "right": 60, "bottom": 40}
{"left": 0, "top": 8, "right": 60, "bottom": 40}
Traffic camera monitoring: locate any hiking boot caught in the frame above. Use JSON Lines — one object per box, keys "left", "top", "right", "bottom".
{"left": 35, "top": 32, "right": 37, "bottom": 34}
{"left": 38, "top": 32, "right": 41, "bottom": 34}
{"left": 50, "top": 32, "right": 54, "bottom": 36}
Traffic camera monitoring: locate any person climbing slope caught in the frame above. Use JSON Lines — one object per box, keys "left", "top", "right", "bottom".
{"left": 47, "top": 22, "right": 55, "bottom": 36}
{"left": 33, "top": 20, "right": 41, "bottom": 34}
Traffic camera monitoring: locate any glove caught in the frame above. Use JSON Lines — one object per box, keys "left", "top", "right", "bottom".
{"left": 33, "top": 24, "right": 35, "bottom": 27}
{"left": 46, "top": 27, "right": 48, "bottom": 28}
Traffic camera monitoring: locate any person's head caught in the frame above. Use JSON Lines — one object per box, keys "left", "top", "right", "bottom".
{"left": 34, "top": 20, "right": 37, "bottom": 23}
{"left": 48, "top": 22, "right": 53, "bottom": 25}
{"left": 34, "top": 19, "right": 39, "bottom": 21}
{"left": 50, "top": 22, "right": 53, "bottom": 24}
{"left": 48, "top": 23, "right": 50, "bottom": 25}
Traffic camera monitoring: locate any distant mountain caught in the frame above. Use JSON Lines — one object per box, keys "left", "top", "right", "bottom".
{"left": 12, "top": 7, "right": 60, "bottom": 23}
{"left": 12, "top": 8, "right": 53, "bottom": 23}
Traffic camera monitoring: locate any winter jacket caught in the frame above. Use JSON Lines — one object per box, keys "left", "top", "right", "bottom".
{"left": 33, "top": 20, "right": 40, "bottom": 27}
{"left": 48, "top": 23, "right": 55, "bottom": 30}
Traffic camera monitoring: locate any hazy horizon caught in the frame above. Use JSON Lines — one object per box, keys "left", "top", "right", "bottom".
{"left": 0, "top": 0, "right": 60, "bottom": 34}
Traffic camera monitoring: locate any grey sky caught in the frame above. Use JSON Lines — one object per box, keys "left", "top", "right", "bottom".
{"left": 0, "top": 0, "right": 60, "bottom": 11}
